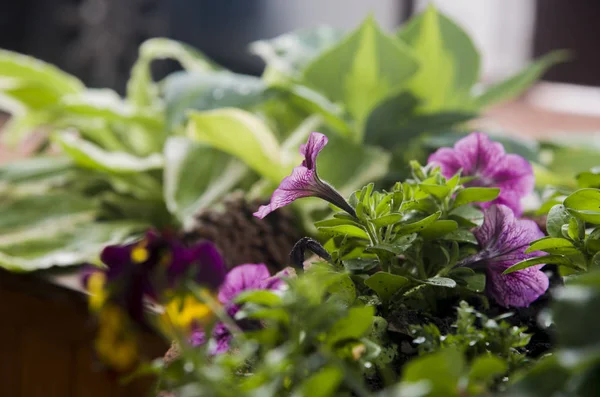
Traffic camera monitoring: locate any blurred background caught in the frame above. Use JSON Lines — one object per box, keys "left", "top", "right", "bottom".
{"left": 1, "top": 0, "right": 600, "bottom": 153}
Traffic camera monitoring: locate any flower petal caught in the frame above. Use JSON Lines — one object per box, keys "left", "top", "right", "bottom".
{"left": 191, "top": 241, "right": 227, "bottom": 290}
{"left": 428, "top": 147, "right": 463, "bottom": 178}
{"left": 253, "top": 166, "right": 318, "bottom": 219}
{"left": 456, "top": 133, "right": 505, "bottom": 176}
{"left": 475, "top": 205, "right": 544, "bottom": 258}
{"left": 471, "top": 205, "right": 548, "bottom": 307}
{"left": 486, "top": 265, "right": 549, "bottom": 307}
{"left": 428, "top": 133, "right": 534, "bottom": 214}
{"left": 218, "top": 264, "right": 271, "bottom": 304}
{"left": 259, "top": 266, "right": 296, "bottom": 290}
{"left": 300, "top": 132, "right": 328, "bottom": 170}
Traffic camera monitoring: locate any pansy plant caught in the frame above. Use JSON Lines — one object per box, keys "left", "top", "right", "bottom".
{"left": 257, "top": 131, "right": 549, "bottom": 309}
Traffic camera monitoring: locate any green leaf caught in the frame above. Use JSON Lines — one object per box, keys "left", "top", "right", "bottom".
{"left": 250, "top": 26, "right": 344, "bottom": 80}
{"left": 564, "top": 188, "right": 600, "bottom": 224}
{"left": 453, "top": 187, "right": 500, "bottom": 207}
{"left": 395, "top": 212, "right": 441, "bottom": 235}
{"left": 314, "top": 218, "right": 362, "bottom": 228}
{"left": 0, "top": 156, "right": 74, "bottom": 185}
{"left": 420, "top": 183, "right": 450, "bottom": 200}
{"left": 422, "top": 277, "right": 457, "bottom": 288}
{"left": 474, "top": 50, "right": 569, "bottom": 108}
{"left": 0, "top": 193, "right": 96, "bottom": 235}
{"left": 371, "top": 213, "right": 403, "bottom": 227}
{"left": 402, "top": 348, "right": 464, "bottom": 397}
{"left": 0, "top": 221, "right": 146, "bottom": 271}
{"left": 343, "top": 257, "right": 379, "bottom": 272}
{"left": 421, "top": 220, "right": 458, "bottom": 240}
{"left": 526, "top": 237, "right": 579, "bottom": 255}
{"left": 163, "top": 71, "right": 268, "bottom": 130}
{"left": 547, "top": 205, "right": 575, "bottom": 238}
{"left": 127, "top": 38, "right": 216, "bottom": 107}
{"left": 503, "top": 255, "right": 581, "bottom": 275}
{"left": 60, "top": 89, "right": 161, "bottom": 128}
{"left": 449, "top": 205, "right": 484, "bottom": 227}
{"left": 367, "top": 234, "right": 418, "bottom": 256}
{"left": 327, "top": 274, "right": 357, "bottom": 307}
{"left": 187, "top": 108, "right": 284, "bottom": 183}
{"left": 292, "top": 366, "right": 343, "bottom": 397}
{"left": 398, "top": 5, "right": 480, "bottom": 110}
{"left": 318, "top": 225, "right": 370, "bottom": 240}
{"left": 1, "top": 81, "right": 62, "bottom": 110}
{"left": 364, "top": 91, "right": 475, "bottom": 148}
{"left": 365, "top": 272, "right": 410, "bottom": 302}
{"left": 327, "top": 306, "right": 375, "bottom": 345}
{"left": 273, "top": 84, "right": 352, "bottom": 137}
{"left": 577, "top": 171, "right": 600, "bottom": 189}
{"left": 303, "top": 16, "right": 419, "bottom": 134}
{"left": 566, "top": 217, "right": 585, "bottom": 241}
{"left": 442, "top": 229, "right": 478, "bottom": 244}
{"left": 234, "top": 290, "right": 283, "bottom": 307}
{"left": 163, "top": 137, "right": 247, "bottom": 227}
{"left": 587, "top": 227, "right": 600, "bottom": 253}
{"left": 465, "top": 273, "right": 485, "bottom": 292}
{"left": 468, "top": 355, "right": 507, "bottom": 385}
{"left": 0, "top": 49, "right": 84, "bottom": 95}
{"left": 53, "top": 132, "right": 164, "bottom": 173}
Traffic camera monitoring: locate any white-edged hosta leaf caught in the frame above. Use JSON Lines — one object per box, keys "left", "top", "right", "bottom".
{"left": 163, "top": 137, "right": 248, "bottom": 227}
{"left": 60, "top": 89, "right": 162, "bottom": 129}
{"left": 250, "top": 26, "right": 344, "bottom": 79}
{"left": 0, "top": 192, "right": 97, "bottom": 235}
{"left": 0, "top": 221, "right": 147, "bottom": 272}
{"left": 317, "top": 133, "right": 391, "bottom": 197}
{"left": 187, "top": 108, "right": 284, "bottom": 183}
{"left": 163, "top": 71, "right": 268, "bottom": 130}
{"left": 127, "top": 38, "right": 217, "bottom": 107}
{"left": 54, "top": 131, "right": 164, "bottom": 173}
{"left": 398, "top": 5, "right": 480, "bottom": 110}
{"left": 303, "top": 16, "right": 419, "bottom": 134}
{"left": 0, "top": 49, "right": 84, "bottom": 95}
{"left": 0, "top": 156, "right": 73, "bottom": 183}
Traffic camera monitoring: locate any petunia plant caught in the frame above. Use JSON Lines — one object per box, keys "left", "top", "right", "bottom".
{"left": 256, "top": 131, "right": 548, "bottom": 311}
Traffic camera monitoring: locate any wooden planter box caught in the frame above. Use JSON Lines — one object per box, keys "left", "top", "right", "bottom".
{"left": 0, "top": 269, "right": 166, "bottom": 397}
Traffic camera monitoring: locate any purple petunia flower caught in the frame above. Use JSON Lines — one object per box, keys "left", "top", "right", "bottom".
{"left": 254, "top": 132, "right": 356, "bottom": 219}
{"left": 459, "top": 205, "right": 549, "bottom": 308}
{"left": 428, "top": 132, "right": 534, "bottom": 216}
{"left": 83, "top": 230, "right": 227, "bottom": 324}
{"left": 191, "top": 264, "right": 294, "bottom": 353}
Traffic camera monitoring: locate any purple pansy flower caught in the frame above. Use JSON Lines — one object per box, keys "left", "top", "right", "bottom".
{"left": 191, "top": 264, "right": 294, "bottom": 354}
{"left": 428, "top": 132, "right": 534, "bottom": 216}
{"left": 254, "top": 132, "right": 356, "bottom": 219}
{"left": 459, "top": 205, "right": 549, "bottom": 307}
{"left": 83, "top": 230, "right": 226, "bottom": 324}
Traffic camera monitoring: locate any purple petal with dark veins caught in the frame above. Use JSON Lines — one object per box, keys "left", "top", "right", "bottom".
{"left": 468, "top": 205, "right": 549, "bottom": 307}
{"left": 428, "top": 132, "right": 534, "bottom": 215}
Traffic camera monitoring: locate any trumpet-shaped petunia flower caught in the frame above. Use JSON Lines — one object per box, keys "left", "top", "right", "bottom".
{"left": 459, "top": 205, "right": 549, "bottom": 308}
{"left": 428, "top": 132, "right": 534, "bottom": 216}
{"left": 191, "top": 264, "right": 294, "bottom": 354}
{"left": 254, "top": 132, "right": 356, "bottom": 219}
